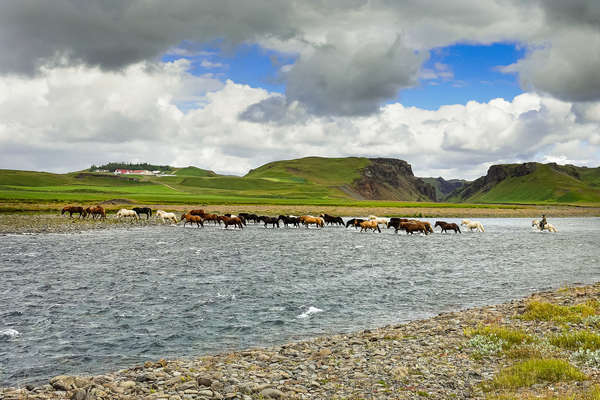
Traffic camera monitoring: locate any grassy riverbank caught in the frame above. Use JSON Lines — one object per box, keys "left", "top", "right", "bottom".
{"left": 3, "top": 283, "right": 600, "bottom": 399}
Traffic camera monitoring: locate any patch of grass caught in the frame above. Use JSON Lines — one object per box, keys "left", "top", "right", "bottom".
{"left": 550, "top": 330, "right": 600, "bottom": 351}
{"left": 504, "top": 342, "right": 560, "bottom": 360}
{"left": 465, "top": 325, "right": 534, "bottom": 349}
{"left": 484, "top": 359, "right": 587, "bottom": 391}
{"left": 520, "top": 301, "right": 599, "bottom": 323}
{"left": 486, "top": 385, "right": 600, "bottom": 399}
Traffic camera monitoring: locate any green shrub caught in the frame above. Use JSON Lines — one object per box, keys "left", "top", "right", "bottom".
{"left": 485, "top": 359, "right": 586, "bottom": 391}
{"left": 550, "top": 330, "right": 600, "bottom": 351}
{"left": 465, "top": 325, "right": 534, "bottom": 348}
{"left": 486, "top": 384, "right": 600, "bottom": 399}
{"left": 520, "top": 301, "right": 598, "bottom": 323}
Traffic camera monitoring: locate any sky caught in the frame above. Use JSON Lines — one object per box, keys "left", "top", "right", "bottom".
{"left": 1, "top": 1, "right": 599, "bottom": 180}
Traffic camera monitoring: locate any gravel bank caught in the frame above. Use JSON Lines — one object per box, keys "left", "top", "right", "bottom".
{"left": 0, "top": 214, "right": 165, "bottom": 235}
{"left": 2, "top": 284, "right": 599, "bottom": 399}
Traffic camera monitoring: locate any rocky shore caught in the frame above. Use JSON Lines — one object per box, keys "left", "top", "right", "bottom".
{"left": 2, "top": 284, "right": 600, "bottom": 399}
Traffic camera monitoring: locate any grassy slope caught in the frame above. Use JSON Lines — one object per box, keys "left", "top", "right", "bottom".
{"left": 245, "top": 156, "right": 370, "bottom": 185}
{"left": 459, "top": 164, "right": 600, "bottom": 204}
{"left": 173, "top": 166, "right": 217, "bottom": 177}
{"left": 2, "top": 160, "right": 599, "bottom": 207}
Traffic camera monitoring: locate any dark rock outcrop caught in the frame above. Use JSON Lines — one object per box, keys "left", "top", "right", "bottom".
{"left": 351, "top": 158, "right": 437, "bottom": 201}
{"left": 450, "top": 162, "right": 539, "bottom": 200}
{"left": 420, "top": 177, "right": 468, "bottom": 201}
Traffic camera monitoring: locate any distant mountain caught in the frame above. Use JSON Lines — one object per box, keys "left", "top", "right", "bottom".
{"left": 420, "top": 177, "right": 469, "bottom": 201}
{"left": 448, "top": 162, "right": 600, "bottom": 204}
{"left": 246, "top": 156, "right": 437, "bottom": 201}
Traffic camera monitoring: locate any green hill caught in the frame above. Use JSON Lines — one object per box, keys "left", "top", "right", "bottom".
{"left": 245, "top": 156, "right": 370, "bottom": 185}
{"left": 448, "top": 162, "right": 600, "bottom": 204}
{"left": 0, "top": 157, "right": 438, "bottom": 205}
{"left": 246, "top": 156, "right": 437, "bottom": 201}
{"left": 2, "top": 159, "right": 598, "bottom": 206}
{"left": 173, "top": 166, "right": 218, "bottom": 177}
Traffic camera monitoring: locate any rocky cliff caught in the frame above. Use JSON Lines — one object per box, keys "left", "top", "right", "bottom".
{"left": 350, "top": 158, "right": 437, "bottom": 201}
{"left": 449, "top": 162, "right": 538, "bottom": 200}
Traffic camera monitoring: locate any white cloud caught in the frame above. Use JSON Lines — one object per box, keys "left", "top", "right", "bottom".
{"left": 1, "top": 62, "right": 598, "bottom": 179}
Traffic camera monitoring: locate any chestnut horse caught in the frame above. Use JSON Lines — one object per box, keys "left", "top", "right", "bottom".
{"left": 201, "top": 213, "right": 221, "bottom": 225}
{"left": 61, "top": 206, "right": 86, "bottom": 218}
{"left": 87, "top": 205, "right": 106, "bottom": 220}
{"left": 299, "top": 215, "right": 324, "bottom": 228}
{"left": 359, "top": 220, "right": 381, "bottom": 233}
{"left": 180, "top": 213, "right": 204, "bottom": 228}
{"left": 399, "top": 221, "right": 428, "bottom": 235}
{"left": 434, "top": 221, "right": 461, "bottom": 233}
{"left": 219, "top": 216, "right": 244, "bottom": 229}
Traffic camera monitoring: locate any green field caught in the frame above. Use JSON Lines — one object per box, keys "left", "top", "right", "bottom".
{"left": 0, "top": 168, "right": 521, "bottom": 212}
{"left": 1, "top": 159, "right": 599, "bottom": 209}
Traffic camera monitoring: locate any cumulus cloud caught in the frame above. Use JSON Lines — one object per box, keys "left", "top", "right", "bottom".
{"left": 1, "top": 0, "right": 600, "bottom": 178}
{"left": 1, "top": 61, "right": 598, "bottom": 179}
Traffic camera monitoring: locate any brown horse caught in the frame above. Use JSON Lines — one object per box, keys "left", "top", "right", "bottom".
{"left": 189, "top": 209, "right": 205, "bottom": 216}
{"left": 219, "top": 216, "right": 244, "bottom": 229}
{"left": 180, "top": 213, "right": 204, "bottom": 228}
{"left": 61, "top": 206, "right": 86, "bottom": 218}
{"left": 201, "top": 213, "right": 221, "bottom": 225}
{"left": 87, "top": 205, "right": 106, "bottom": 219}
{"left": 434, "top": 221, "right": 461, "bottom": 233}
{"left": 399, "top": 221, "right": 428, "bottom": 235}
{"left": 359, "top": 220, "right": 381, "bottom": 233}
{"left": 421, "top": 221, "right": 434, "bottom": 234}
{"left": 299, "top": 215, "right": 324, "bottom": 228}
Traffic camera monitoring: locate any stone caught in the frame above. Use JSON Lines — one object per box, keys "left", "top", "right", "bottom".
{"left": 259, "top": 388, "right": 286, "bottom": 399}
{"left": 196, "top": 377, "right": 212, "bottom": 387}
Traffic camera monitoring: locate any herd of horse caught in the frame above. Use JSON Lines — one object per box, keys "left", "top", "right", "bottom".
{"left": 60, "top": 205, "right": 558, "bottom": 233}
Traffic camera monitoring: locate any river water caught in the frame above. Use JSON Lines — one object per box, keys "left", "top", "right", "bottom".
{"left": 1, "top": 218, "right": 599, "bottom": 386}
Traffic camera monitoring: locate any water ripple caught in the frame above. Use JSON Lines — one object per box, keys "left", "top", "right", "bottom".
{"left": 1, "top": 217, "right": 599, "bottom": 386}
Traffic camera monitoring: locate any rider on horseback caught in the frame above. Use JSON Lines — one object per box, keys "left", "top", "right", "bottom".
{"left": 540, "top": 214, "right": 547, "bottom": 230}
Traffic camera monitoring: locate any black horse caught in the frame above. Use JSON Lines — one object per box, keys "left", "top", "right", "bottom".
{"left": 278, "top": 215, "right": 300, "bottom": 227}
{"left": 258, "top": 216, "right": 280, "bottom": 228}
{"left": 239, "top": 213, "right": 259, "bottom": 223}
{"left": 434, "top": 221, "right": 461, "bottom": 234}
{"left": 320, "top": 213, "right": 344, "bottom": 226}
{"left": 345, "top": 218, "right": 365, "bottom": 228}
{"left": 387, "top": 218, "right": 410, "bottom": 232}
{"left": 133, "top": 207, "right": 152, "bottom": 219}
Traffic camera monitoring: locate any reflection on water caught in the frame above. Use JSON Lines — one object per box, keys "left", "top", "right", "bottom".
{"left": 1, "top": 218, "right": 599, "bottom": 386}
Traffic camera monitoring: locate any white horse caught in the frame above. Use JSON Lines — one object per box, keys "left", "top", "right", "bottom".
{"left": 116, "top": 209, "right": 139, "bottom": 220}
{"left": 156, "top": 210, "right": 178, "bottom": 224}
{"left": 461, "top": 219, "right": 485, "bottom": 232}
{"left": 368, "top": 215, "right": 389, "bottom": 226}
{"left": 532, "top": 219, "right": 558, "bottom": 232}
